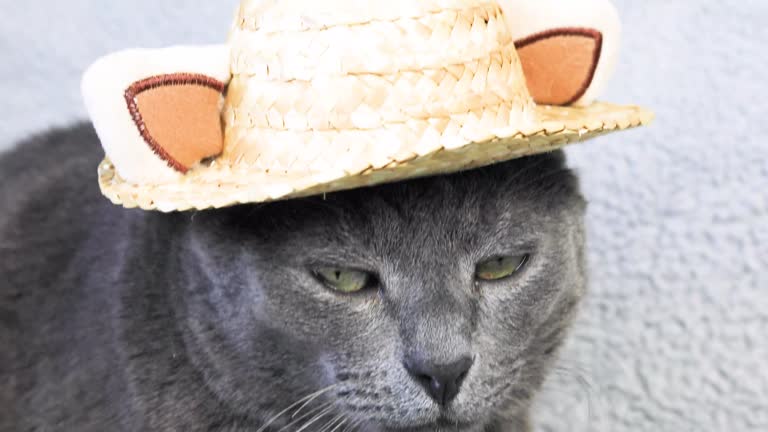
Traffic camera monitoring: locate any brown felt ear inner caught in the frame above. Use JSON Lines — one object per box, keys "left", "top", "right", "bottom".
{"left": 515, "top": 28, "right": 602, "bottom": 106}
{"left": 134, "top": 84, "right": 224, "bottom": 171}
{"left": 125, "top": 73, "right": 226, "bottom": 173}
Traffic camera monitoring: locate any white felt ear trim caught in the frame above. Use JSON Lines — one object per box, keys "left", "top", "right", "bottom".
{"left": 499, "top": 0, "right": 621, "bottom": 106}
{"left": 81, "top": 45, "right": 231, "bottom": 184}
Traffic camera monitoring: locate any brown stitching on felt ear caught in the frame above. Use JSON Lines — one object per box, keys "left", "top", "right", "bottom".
{"left": 515, "top": 28, "right": 603, "bottom": 106}
{"left": 125, "top": 73, "right": 226, "bottom": 173}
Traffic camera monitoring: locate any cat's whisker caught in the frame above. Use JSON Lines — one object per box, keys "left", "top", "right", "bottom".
{"left": 277, "top": 400, "right": 336, "bottom": 432}
{"left": 317, "top": 413, "right": 347, "bottom": 432}
{"left": 554, "top": 364, "right": 592, "bottom": 385}
{"left": 543, "top": 364, "right": 597, "bottom": 430}
{"left": 342, "top": 417, "right": 363, "bottom": 432}
{"left": 256, "top": 384, "right": 337, "bottom": 432}
{"left": 291, "top": 385, "right": 337, "bottom": 419}
{"left": 293, "top": 399, "right": 335, "bottom": 420}
{"left": 330, "top": 417, "right": 349, "bottom": 432}
{"left": 293, "top": 403, "right": 337, "bottom": 432}
{"left": 570, "top": 368, "right": 594, "bottom": 428}
{"left": 569, "top": 369, "right": 596, "bottom": 426}
{"left": 552, "top": 364, "right": 595, "bottom": 397}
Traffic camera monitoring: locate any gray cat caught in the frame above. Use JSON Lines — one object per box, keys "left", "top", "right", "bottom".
{"left": 0, "top": 123, "right": 587, "bottom": 432}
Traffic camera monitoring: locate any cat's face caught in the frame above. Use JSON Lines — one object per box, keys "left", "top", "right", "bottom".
{"left": 175, "top": 152, "right": 586, "bottom": 432}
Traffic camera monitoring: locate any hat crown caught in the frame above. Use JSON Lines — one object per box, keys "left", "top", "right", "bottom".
{"left": 223, "top": 0, "right": 537, "bottom": 174}
{"left": 237, "top": 0, "right": 502, "bottom": 32}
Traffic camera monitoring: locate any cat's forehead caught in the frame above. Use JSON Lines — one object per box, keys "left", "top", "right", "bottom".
{"left": 210, "top": 151, "right": 583, "bottom": 249}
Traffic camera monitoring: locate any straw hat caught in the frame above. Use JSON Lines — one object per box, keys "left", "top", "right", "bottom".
{"left": 82, "top": 0, "right": 653, "bottom": 212}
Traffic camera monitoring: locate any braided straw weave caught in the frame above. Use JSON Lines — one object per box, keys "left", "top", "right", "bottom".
{"left": 99, "top": 0, "right": 654, "bottom": 211}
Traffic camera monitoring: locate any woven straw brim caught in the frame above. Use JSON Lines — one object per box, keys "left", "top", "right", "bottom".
{"left": 98, "top": 102, "right": 653, "bottom": 212}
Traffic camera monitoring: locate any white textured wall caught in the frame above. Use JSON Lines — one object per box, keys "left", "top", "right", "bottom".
{"left": 1, "top": 1, "right": 766, "bottom": 431}
{"left": 533, "top": 2, "right": 768, "bottom": 431}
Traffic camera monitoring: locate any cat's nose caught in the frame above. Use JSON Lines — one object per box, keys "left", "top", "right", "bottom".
{"left": 403, "top": 354, "right": 473, "bottom": 406}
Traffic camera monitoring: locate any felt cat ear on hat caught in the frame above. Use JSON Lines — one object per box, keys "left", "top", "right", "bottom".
{"left": 499, "top": 0, "right": 620, "bottom": 106}
{"left": 81, "top": 45, "right": 231, "bottom": 185}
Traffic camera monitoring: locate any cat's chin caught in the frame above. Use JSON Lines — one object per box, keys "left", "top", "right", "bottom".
{"left": 362, "top": 417, "right": 489, "bottom": 432}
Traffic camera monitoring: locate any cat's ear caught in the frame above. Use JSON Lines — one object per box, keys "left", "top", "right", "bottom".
{"left": 81, "top": 45, "right": 231, "bottom": 184}
{"left": 499, "top": 0, "right": 621, "bottom": 106}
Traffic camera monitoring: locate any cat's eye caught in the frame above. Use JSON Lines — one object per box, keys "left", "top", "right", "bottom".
{"left": 314, "top": 267, "right": 375, "bottom": 294}
{"left": 475, "top": 254, "right": 529, "bottom": 281}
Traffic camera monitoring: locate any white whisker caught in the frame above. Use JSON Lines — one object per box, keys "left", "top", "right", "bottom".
{"left": 343, "top": 417, "right": 364, "bottom": 432}
{"left": 294, "top": 404, "right": 337, "bottom": 432}
{"left": 318, "top": 414, "right": 347, "bottom": 432}
{"left": 291, "top": 385, "right": 336, "bottom": 419}
{"left": 256, "top": 384, "right": 337, "bottom": 432}
{"left": 330, "top": 418, "right": 349, "bottom": 432}
{"left": 278, "top": 400, "right": 335, "bottom": 432}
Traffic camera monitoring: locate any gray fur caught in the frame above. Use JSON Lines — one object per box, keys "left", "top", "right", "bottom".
{"left": 0, "top": 123, "right": 587, "bottom": 432}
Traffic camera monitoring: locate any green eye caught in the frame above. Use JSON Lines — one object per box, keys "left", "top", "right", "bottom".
{"left": 314, "top": 268, "right": 374, "bottom": 293}
{"left": 476, "top": 255, "right": 529, "bottom": 281}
